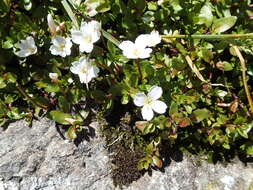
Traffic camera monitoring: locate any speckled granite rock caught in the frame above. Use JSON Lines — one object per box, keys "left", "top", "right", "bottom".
{"left": 0, "top": 118, "right": 253, "bottom": 190}
{"left": 121, "top": 154, "right": 253, "bottom": 190}
{"left": 0, "top": 118, "right": 114, "bottom": 190}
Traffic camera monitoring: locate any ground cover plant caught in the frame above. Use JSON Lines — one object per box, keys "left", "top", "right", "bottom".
{"left": 1, "top": 0, "right": 253, "bottom": 184}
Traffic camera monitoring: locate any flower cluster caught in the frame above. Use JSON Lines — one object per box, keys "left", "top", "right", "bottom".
{"left": 14, "top": 14, "right": 165, "bottom": 121}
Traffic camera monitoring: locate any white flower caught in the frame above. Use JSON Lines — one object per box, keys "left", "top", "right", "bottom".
{"left": 70, "top": 56, "right": 99, "bottom": 84}
{"left": 84, "top": 1, "right": 100, "bottom": 17}
{"left": 146, "top": 31, "right": 161, "bottom": 47}
{"left": 71, "top": 20, "right": 101, "bottom": 53}
{"left": 158, "top": 0, "right": 164, "bottom": 5}
{"left": 47, "top": 14, "right": 57, "bottom": 35}
{"left": 67, "top": 78, "right": 74, "bottom": 84}
{"left": 49, "top": 73, "right": 58, "bottom": 80}
{"left": 49, "top": 36, "right": 72, "bottom": 57}
{"left": 134, "top": 86, "right": 167, "bottom": 121}
{"left": 15, "top": 36, "right": 37, "bottom": 57}
{"left": 119, "top": 35, "right": 152, "bottom": 59}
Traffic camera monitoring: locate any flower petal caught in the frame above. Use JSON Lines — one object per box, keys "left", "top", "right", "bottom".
{"left": 151, "top": 100, "right": 167, "bottom": 114}
{"left": 79, "top": 43, "right": 93, "bottom": 53}
{"left": 70, "top": 61, "right": 81, "bottom": 74}
{"left": 119, "top": 40, "right": 135, "bottom": 51}
{"left": 147, "top": 31, "right": 161, "bottom": 47}
{"left": 134, "top": 92, "right": 147, "bottom": 107}
{"left": 139, "top": 47, "right": 152, "bottom": 59}
{"left": 15, "top": 50, "right": 30, "bottom": 57}
{"left": 148, "top": 85, "right": 163, "bottom": 100}
{"left": 135, "top": 34, "right": 149, "bottom": 48}
{"left": 71, "top": 30, "right": 83, "bottom": 45}
{"left": 141, "top": 105, "right": 154, "bottom": 121}
{"left": 47, "top": 14, "right": 57, "bottom": 34}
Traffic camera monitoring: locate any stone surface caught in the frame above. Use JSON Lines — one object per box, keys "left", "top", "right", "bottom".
{"left": 0, "top": 118, "right": 253, "bottom": 190}
{"left": 0, "top": 118, "right": 114, "bottom": 190}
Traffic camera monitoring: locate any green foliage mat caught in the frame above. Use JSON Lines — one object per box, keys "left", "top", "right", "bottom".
{"left": 1, "top": 0, "right": 253, "bottom": 175}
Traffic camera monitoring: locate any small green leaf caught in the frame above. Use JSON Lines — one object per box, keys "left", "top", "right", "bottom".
{"left": 193, "top": 108, "right": 210, "bottom": 122}
{"left": 246, "top": 145, "right": 253, "bottom": 155}
{"left": 48, "top": 110, "right": 72, "bottom": 125}
{"left": 67, "top": 125, "right": 77, "bottom": 139}
{"left": 212, "top": 16, "right": 237, "bottom": 33}
{"left": 197, "top": 3, "right": 213, "bottom": 27}
{"left": 61, "top": 0, "right": 79, "bottom": 29}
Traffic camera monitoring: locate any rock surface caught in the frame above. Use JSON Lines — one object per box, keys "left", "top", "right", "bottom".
{"left": 0, "top": 118, "right": 253, "bottom": 190}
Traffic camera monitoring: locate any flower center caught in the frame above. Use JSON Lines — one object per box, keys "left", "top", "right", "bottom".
{"left": 28, "top": 48, "right": 35, "bottom": 53}
{"left": 81, "top": 66, "right": 88, "bottom": 74}
{"left": 59, "top": 43, "right": 65, "bottom": 50}
{"left": 84, "top": 35, "right": 92, "bottom": 43}
{"left": 145, "top": 97, "right": 153, "bottom": 105}
{"left": 132, "top": 48, "right": 141, "bottom": 57}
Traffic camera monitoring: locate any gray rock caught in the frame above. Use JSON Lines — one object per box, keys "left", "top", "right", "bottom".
{"left": 0, "top": 118, "right": 114, "bottom": 190}
{"left": 0, "top": 118, "right": 253, "bottom": 190}
{"left": 122, "top": 154, "right": 253, "bottom": 190}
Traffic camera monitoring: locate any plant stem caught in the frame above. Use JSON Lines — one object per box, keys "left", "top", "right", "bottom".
{"left": 161, "top": 33, "right": 253, "bottom": 40}
{"left": 136, "top": 59, "right": 143, "bottom": 81}
{"left": 16, "top": 84, "right": 49, "bottom": 110}
{"left": 232, "top": 46, "right": 253, "bottom": 114}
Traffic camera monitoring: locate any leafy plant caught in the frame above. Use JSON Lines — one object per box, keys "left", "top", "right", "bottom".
{"left": 1, "top": 0, "right": 253, "bottom": 171}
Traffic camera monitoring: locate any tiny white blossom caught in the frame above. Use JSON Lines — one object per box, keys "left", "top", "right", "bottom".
{"left": 68, "top": 78, "right": 74, "bottom": 84}
{"left": 49, "top": 36, "right": 72, "bottom": 57}
{"left": 134, "top": 86, "right": 167, "bottom": 121}
{"left": 47, "top": 14, "right": 57, "bottom": 35}
{"left": 70, "top": 56, "right": 99, "bottom": 85}
{"left": 158, "top": 0, "right": 164, "bottom": 5}
{"left": 49, "top": 73, "right": 58, "bottom": 80}
{"left": 71, "top": 20, "right": 101, "bottom": 53}
{"left": 84, "top": 1, "right": 100, "bottom": 17}
{"left": 119, "top": 35, "right": 152, "bottom": 59}
{"left": 15, "top": 36, "right": 37, "bottom": 58}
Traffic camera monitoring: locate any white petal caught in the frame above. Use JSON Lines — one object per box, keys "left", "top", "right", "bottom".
{"left": 148, "top": 85, "right": 163, "bottom": 100}
{"left": 26, "top": 36, "right": 35, "bottom": 46}
{"left": 135, "top": 34, "right": 150, "bottom": 48}
{"left": 16, "top": 50, "right": 30, "bottom": 57}
{"left": 49, "top": 45, "right": 58, "bottom": 55}
{"left": 79, "top": 43, "right": 93, "bottom": 53}
{"left": 139, "top": 47, "right": 152, "bottom": 59}
{"left": 151, "top": 100, "right": 167, "bottom": 114}
{"left": 52, "top": 36, "right": 65, "bottom": 46}
{"left": 134, "top": 93, "right": 147, "bottom": 107}
{"left": 119, "top": 40, "right": 135, "bottom": 51}
{"left": 79, "top": 73, "right": 91, "bottom": 84}
{"left": 49, "top": 73, "right": 58, "bottom": 80}
{"left": 70, "top": 61, "right": 81, "bottom": 74}
{"left": 90, "top": 65, "right": 99, "bottom": 78}
{"left": 141, "top": 105, "right": 154, "bottom": 121}
{"left": 71, "top": 30, "right": 83, "bottom": 45}
{"left": 147, "top": 31, "right": 161, "bottom": 47}
{"left": 47, "top": 14, "right": 57, "bottom": 34}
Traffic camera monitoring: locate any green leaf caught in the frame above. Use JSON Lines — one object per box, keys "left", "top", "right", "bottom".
{"left": 48, "top": 110, "right": 73, "bottom": 125}
{"left": 223, "top": 61, "right": 233, "bottom": 71}
{"left": 67, "top": 125, "right": 77, "bottom": 139}
{"left": 102, "top": 29, "right": 120, "bottom": 47}
{"left": 193, "top": 108, "right": 210, "bottom": 122}
{"left": 212, "top": 16, "right": 237, "bottom": 33}
{"left": 246, "top": 145, "right": 253, "bottom": 155}
{"left": 61, "top": 0, "right": 79, "bottom": 29}
{"left": 197, "top": 3, "right": 213, "bottom": 27}
{"left": 58, "top": 96, "right": 71, "bottom": 113}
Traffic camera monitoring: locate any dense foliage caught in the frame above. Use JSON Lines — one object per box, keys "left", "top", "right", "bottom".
{"left": 1, "top": 0, "right": 253, "bottom": 170}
